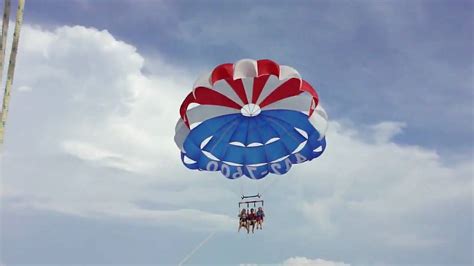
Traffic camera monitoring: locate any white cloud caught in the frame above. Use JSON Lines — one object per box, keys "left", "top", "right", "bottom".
{"left": 241, "top": 257, "right": 349, "bottom": 266}
{"left": 290, "top": 121, "right": 471, "bottom": 246}
{"left": 2, "top": 24, "right": 234, "bottom": 232}
{"left": 282, "top": 257, "right": 349, "bottom": 266}
{"left": 369, "top": 121, "right": 406, "bottom": 144}
{"left": 16, "top": 85, "right": 32, "bottom": 92}
{"left": 62, "top": 140, "right": 132, "bottom": 170}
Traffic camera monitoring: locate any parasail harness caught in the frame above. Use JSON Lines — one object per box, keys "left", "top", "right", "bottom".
{"left": 238, "top": 193, "right": 264, "bottom": 209}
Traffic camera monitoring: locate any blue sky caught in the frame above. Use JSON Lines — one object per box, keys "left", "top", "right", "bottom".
{"left": 1, "top": 0, "right": 473, "bottom": 265}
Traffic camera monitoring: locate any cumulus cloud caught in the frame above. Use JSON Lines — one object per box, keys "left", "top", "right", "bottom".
{"left": 289, "top": 120, "right": 472, "bottom": 249}
{"left": 16, "top": 86, "right": 32, "bottom": 92}
{"left": 1, "top": 24, "right": 472, "bottom": 264}
{"left": 242, "top": 257, "right": 349, "bottom": 266}
{"left": 2, "top": 24, "right": 234, "bottom": 231}
{"left": 369, "top": 121, "right": 406, "bottom": 144}
{"left": 282, "top": 257, "right": 349, "bottom": 266}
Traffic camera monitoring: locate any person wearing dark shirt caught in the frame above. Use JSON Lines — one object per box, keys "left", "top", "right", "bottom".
{"left": 247, "top": 208, "right": 257, "bottom": 233}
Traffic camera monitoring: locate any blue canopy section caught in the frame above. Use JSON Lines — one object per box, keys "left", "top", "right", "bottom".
{"left": 181, "top": 109, "right": 326, "bottom": 179}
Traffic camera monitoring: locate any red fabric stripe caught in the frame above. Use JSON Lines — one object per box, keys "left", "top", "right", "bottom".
{"left": 258, "top": 78, "right": 302, "bottom": 108}
{"left": 211, "top": 63, "right": 233, "bottom": 84}
{"left": 251, "top": 75, "right": 270, "bottom": 103}
{"left": 300, "top": 80, "right": 319, "bottom": 116}
{"left": 300, "top": 80, "right": 318, "bottom": 100}
{"left": 179, "top": 93, "right": 197, "bottom": 127}
{"left": 257, "top": 59, "right": 280, "bottom": 77}
{"left": 180, "top": 87, "right": 242, "bottom": 127}
{"left": 181, "top": 59, "right": 320, "bottom": 128}
{"left": 226, "top": 78, "right": 249, "bottom": 104}
{"left": 194, "top": 87, "right": 242, "bottom": 109}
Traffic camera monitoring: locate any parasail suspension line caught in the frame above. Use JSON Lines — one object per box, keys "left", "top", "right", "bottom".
{"left": 178, "top": 230, "right": 216, "bottom": 266}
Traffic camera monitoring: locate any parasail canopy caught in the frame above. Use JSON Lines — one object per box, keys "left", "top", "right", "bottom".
{"left": 174, "top": 59, "right": 328, "bottom": 179}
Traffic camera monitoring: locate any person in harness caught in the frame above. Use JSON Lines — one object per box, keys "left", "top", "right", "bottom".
{"left": 247, "top": 208, "right": 257, "bottom": 234}
{"left": 238, "top": 208, "right": 249, "bottom": 233}
{"left": 256, "top": 207, "right": 265, "bottom": 230}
